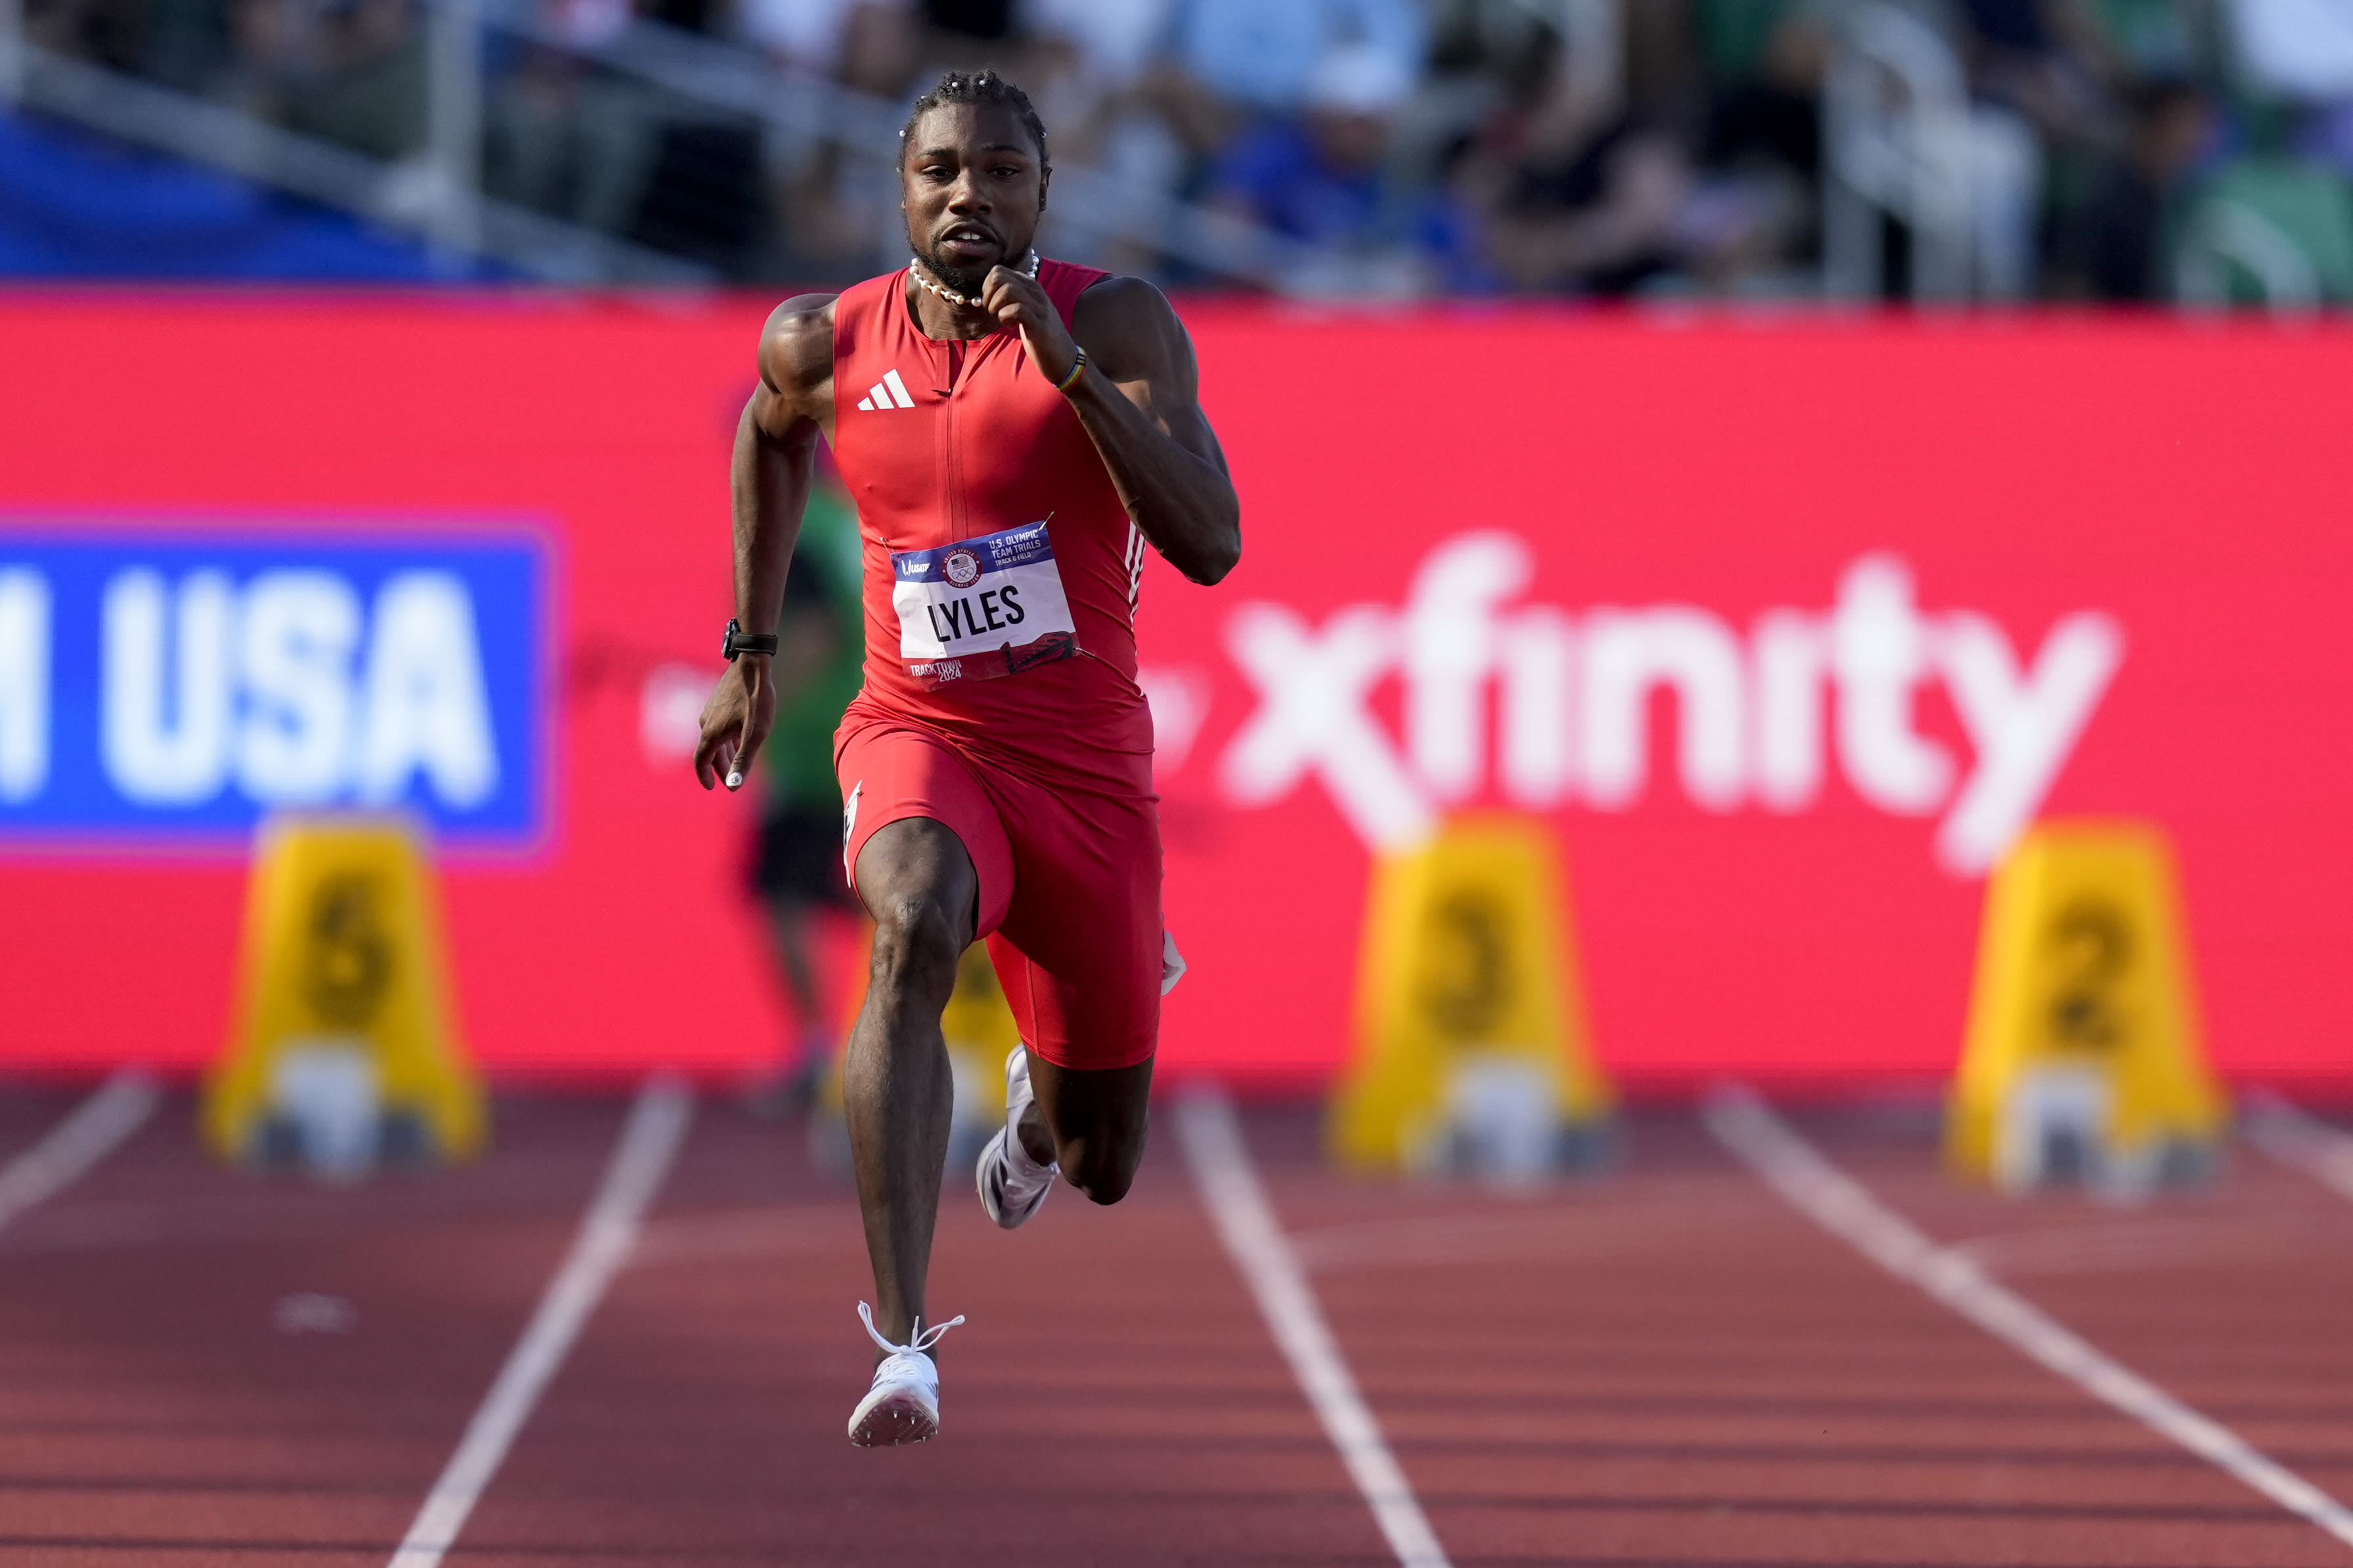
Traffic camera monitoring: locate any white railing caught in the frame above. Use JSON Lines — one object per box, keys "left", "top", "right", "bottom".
{"left": 2176, "top": 200, "right": 2323, "bottom": 315}
{"left": 425, "top": 0, "right": 485, "bottom": 261}
{"left": 0, "top": 0, "right": 22, "bottom": 106}
{"left": 9, "top": 41, "right": 711, "bottom": 282}
{"left": 1823, "top": 0, "right": 1974, "bottom": 302}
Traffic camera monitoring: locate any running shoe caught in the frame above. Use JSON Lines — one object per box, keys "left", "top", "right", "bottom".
{"left": 976, "top": 1046, "right": 1057, "bottom": 1229}
{"left": 847, "top": 1302, "right": 963, "bottom": 1447}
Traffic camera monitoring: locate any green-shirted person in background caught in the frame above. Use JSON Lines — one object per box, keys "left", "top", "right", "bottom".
{"left": 745, "top": 478, "right": 867, "bottom": 1108}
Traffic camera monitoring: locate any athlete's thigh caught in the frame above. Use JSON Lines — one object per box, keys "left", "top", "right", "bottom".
{"left": 837, "top": 717, "right": 1015, "bottom": 938}
{"left": 985, "top": 786, "right": 1162, "bottom": 1072}
{"left": 1024, "top": 1050, "right": 1153, "bottom": 1160}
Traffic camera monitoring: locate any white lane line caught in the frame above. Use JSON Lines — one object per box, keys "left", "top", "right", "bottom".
{"left": 389, "top": 1074, "right": 695, "bottom": 1568}
{"left": 1703, "top": 1085, "right": 2353, "bottom": 1552}
{"left": 1174, "top": 1089, "right": 1452, "bottom": 1568}
{"left": 2243, "top": 1091, "right": 2353, "bottom": 1205}
{"left": 0, "top": 1069, "right": 161, "bottom": 1233}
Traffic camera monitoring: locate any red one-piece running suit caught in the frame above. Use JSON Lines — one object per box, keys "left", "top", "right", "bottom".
{"left": 827, "top": 259, "right": 1164, "bottom": 1070}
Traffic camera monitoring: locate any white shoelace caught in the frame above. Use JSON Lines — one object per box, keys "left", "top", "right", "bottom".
{"left": 857, "top": 1300, "right": 965, "bottom": 1384}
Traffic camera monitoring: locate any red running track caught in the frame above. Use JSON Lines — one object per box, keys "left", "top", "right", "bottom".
{"left": 0, "top": 1088, "right": 2350, "bottom": 1567}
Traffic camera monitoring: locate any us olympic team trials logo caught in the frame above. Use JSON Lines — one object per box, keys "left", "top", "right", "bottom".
{"left": 942, "top": 548, "right": 982, "bottom": 589}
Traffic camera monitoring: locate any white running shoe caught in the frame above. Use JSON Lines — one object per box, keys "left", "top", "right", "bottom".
{"left": 846, "top": 1302, "right": 964, "bottom": 1447}
{"left": 976, "top": 1046, "right": 1057, "bottom": 1229}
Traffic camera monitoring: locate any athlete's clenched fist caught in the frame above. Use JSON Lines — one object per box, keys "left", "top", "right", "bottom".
{"left": 982, "top": 265, "right": 1079, "bottom": 388}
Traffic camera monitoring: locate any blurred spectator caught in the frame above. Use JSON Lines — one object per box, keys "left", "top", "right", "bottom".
{"left": 1490, "top": 122, "right": 1698, "bottom": 293}
{"left": 1212, "top": 42, "right": 1416, "bottom": 249}
{"left": 644, "top": 0, "right": 717, "bottom": 32}
{"left": 923, "top": 0, "right": 1011, "bottom": 43}
{"left": 2063, "top": 75, "right": 2215, "bottom": 297}
{"left": 230, "top": 0, "right": 427, "bottom": 161}
{"left": 736, "top": 0, "right": 918, "bottom": 276}
{"left": 140, "top": 0, "right": 238, "bottom": 91}
{"left": 738, "top": 0, "right": 917, "bottom": 86}
{"left": 23, "top": 0, "right": 140, "bottom": 71}
{"left": 2082, "top": 0, "right": 2206, "bottom": 80}
{"left": 1175, "top": 0, "right": 1425, "bottom": 115}
{"left": 1960, "top": 1, "right": 2119, "bottom": 148}
{"left": 1475, "top": 26, "right": 1707, "bottom": 296}
{"left": 487, "top": 0, "right": 665, "bottom": 238}
{"left": 1415, "top": 0, "right": 1563, "bottom": 156}
{"left": 1020, "top": 0, "right": 1175, "bottom": 142}
{"left": 2228, "top": 0, "right": 2353, "bottom": 101}
{"left": 628, "top": 113, "right": 773, "bottom": 271}
{"left": 1021, "top": 0, "right": 1171, "bottom": 91}
{"left": 1696, "top": 0, "right": 1827, "bottom": 180}
{"left": 550, "top": 0, "right": 632, "bottom": 43}
{"left": 2228, "top": 0, "right": 2353, "bottom": 177}
{"left": 1018, "top": 0, "right": 1186, "bottom": 272}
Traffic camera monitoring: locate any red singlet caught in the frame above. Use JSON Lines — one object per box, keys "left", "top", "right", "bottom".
{"left": 827, "top": 259, "right": 1165, "bottom": 1070}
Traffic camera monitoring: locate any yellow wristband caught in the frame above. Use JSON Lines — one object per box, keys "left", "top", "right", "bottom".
{"left": 1054, "top": 347, "right": 1088, "bottom": 394}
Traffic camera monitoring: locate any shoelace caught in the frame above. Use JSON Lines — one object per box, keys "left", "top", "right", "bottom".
{"left": 857, "top": 1300, "right": 965, "bottom": 1384}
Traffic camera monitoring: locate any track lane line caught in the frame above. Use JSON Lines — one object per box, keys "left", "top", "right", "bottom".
{"left": 1703, "top": 1084, "right": 2353, "bottom": 1552}
{"left": 389, "top": 1074, "right": 695, "bottom": 1568}
{"left": 0, "top": 1069, "right": 160, "bottom": 1233}
{"left": 2243, "top": 1091, "right": 2353, "bottom": 1204}
{"left": 1174, "top": 1088, "right": 1452, "bottom": 1568}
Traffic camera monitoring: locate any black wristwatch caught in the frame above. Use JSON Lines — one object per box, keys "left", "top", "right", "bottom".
{"left": 722, "top": 618, "right": 780, "bottom": 662}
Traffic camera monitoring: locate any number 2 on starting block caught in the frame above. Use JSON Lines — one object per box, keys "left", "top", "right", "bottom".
{"left": 1947, "top": 820, "right": 2226, "bottom": 1193}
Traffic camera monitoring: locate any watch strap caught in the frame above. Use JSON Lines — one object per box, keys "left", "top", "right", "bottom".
{"left": 723, "top": 618, "right": 781, "bottom": 661}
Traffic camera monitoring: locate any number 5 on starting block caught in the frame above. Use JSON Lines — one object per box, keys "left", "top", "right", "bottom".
{"left": 202, "top": 815, "right": 484, "bottom": 1172}
{"left": 1330, "top": 814, "right": 1614, "bottom": 1178}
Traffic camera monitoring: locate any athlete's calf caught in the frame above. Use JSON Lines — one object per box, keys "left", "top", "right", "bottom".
{"left": 844, "top": 818, "right": 978, "bottom": 1349}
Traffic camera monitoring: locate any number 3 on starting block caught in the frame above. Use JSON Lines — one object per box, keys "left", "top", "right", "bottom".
{"left": 1330, "top": 814, "right": 1614, "bottom": 1178}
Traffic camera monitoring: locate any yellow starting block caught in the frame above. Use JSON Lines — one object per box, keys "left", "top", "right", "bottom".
{"left": 1330, "top": 813, "right": 1614, "bottom": 1179}
{"left": 813, "top": 931, "right": 1020, "bottom": 1170}
{"left": 1947, "top": 820, "right": 2225, "bottom": 1195}
{"left": 202, "top": 815, "right": 485, "bottom": 1176}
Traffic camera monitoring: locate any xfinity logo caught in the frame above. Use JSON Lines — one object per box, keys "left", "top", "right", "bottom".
{"left": 0, "top": 531, "right": 546, "bottom": 843}
{"left": 1217, "top": 534, "right": 2123, "bottom": 876}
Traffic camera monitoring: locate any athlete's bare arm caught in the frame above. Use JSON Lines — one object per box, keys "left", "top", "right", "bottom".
{"left": 693, "top": 293, "right": 837, "bottom": 792}
{"left": 980, "top": 268, "right": 1241, "bottom": 586}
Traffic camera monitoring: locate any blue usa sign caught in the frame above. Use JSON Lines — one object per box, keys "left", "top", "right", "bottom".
{"left": 0, "top": 528, "right": 549, "bottom": 845}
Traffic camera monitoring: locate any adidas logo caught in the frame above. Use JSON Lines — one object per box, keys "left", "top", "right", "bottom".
{"left": 855, "top": 368, "right": 917, "bottom": 412}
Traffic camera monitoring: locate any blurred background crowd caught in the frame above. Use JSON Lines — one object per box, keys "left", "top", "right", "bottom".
{"left": 7, "top": 0, "right": 2353, "bottom": 305}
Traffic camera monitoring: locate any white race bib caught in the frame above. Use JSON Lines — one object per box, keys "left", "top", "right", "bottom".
{"left": 890, "top": 520, "right": 1079, "bottom": 687}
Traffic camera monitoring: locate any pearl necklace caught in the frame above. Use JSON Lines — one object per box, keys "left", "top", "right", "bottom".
{"left": 909, "top": 250, "right": 1038, "bottom": 310}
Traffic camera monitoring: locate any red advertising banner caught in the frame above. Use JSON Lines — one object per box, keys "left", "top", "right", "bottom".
{"left": 2, "top": 297, "right": 2348, "bottom": 1091}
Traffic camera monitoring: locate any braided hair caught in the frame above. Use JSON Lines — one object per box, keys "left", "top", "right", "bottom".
{"left": 896, "top": 69, "right": 1050, "bottom": 174}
